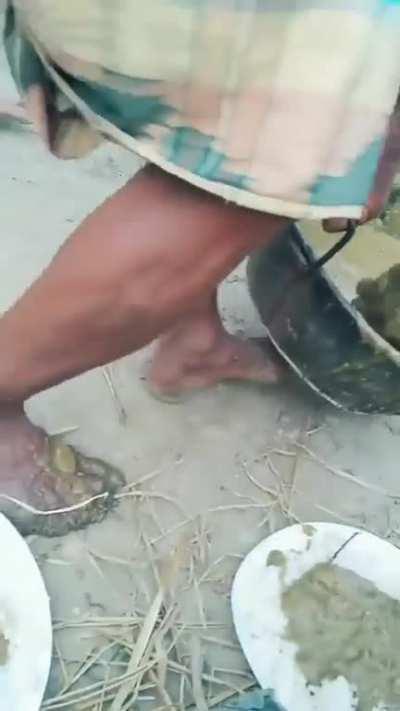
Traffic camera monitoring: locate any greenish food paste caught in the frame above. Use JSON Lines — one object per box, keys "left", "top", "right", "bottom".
{"left": 282, "top": 563, "right": 400, "bottom": 711}
{"left": 0, "top": 631, "right": 9, "bottom": 666}
{"left": 266, "top": 550, "right": 287, "bottom": 568}
{"left": 355, "top": 264, "right": 400, "bottom": 350}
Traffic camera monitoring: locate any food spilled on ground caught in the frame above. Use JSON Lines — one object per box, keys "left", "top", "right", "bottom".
{"left": 282, "top": 562, "right": 400, "bottom": 711}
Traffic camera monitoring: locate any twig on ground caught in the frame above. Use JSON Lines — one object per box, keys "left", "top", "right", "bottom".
{"left": 102, "top": 365, "right": 128, "bottom": 425}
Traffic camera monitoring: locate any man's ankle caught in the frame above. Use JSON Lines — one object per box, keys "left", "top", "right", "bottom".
{"left": 0, "top": 401, "right": 25, "bottom": 419}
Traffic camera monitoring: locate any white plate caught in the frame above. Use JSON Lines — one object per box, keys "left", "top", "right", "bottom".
{"left": 0, "top": 512, "right": 52, "bottom": 711}
{"left": 232, "top": 522, "right": 400, "bottom": 711}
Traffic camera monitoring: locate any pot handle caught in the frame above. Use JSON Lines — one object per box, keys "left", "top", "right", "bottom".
{"left": 293, "top": 219, "right": 358, "bottom": 274}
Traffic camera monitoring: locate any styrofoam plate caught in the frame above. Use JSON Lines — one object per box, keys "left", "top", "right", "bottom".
{"left": 0, "top": 512, "right": 52, "bottom": 710}
{"left": 232, "top": 522, "right": 400, "bottom": 711}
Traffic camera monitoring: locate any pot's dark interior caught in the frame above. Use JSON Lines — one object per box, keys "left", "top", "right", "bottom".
{"left": 247, "top": 225, "right": 400, "bottom": 414}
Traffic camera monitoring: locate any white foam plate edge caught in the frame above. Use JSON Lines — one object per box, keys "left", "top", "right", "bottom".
{"left": 0, "top": 512, "right": 52, "bottom": 711}
{"left": 232, "top": 522, "right": 400, "bottom": 711}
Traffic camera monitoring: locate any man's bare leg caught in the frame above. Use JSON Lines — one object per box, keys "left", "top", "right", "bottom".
{"left": 0, "top": 165, "right": 288, "bottom": 534}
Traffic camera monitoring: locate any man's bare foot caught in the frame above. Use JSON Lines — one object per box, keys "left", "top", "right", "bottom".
{"left": 0, "top": 101, "right": 29, "bottom": 133}
{"left": 0, "top": 406, "right": 125, "bottom": 536}
{"left": 147, "top": 324, "right": 286, "bottom": 401}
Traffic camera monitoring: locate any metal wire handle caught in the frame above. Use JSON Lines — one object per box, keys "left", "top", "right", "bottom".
{"left": 295, "top": 219, "right": 358, "bottom": 274}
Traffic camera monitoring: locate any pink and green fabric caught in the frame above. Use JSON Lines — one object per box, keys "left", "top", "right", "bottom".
{"left": 5, "top": 0, "right": 400, "bottom": 220}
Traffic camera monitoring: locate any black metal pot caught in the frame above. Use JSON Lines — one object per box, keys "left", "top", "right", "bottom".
{"left": 247, "top": 225, "right": 400, "bottom": 414}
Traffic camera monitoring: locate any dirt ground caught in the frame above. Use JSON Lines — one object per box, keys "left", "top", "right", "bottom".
{"left": 1, "top": 31, "right": 400, "bottom": 711}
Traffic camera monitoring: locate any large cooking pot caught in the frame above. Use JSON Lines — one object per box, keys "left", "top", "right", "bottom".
{"left": 247, "top": 225, "right": 400, "bottom": 414}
